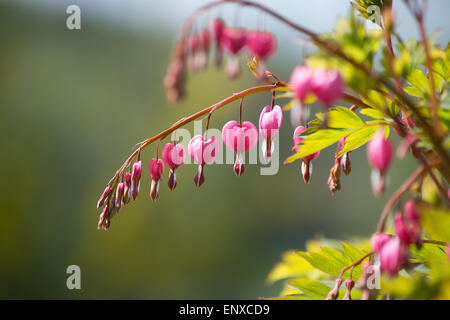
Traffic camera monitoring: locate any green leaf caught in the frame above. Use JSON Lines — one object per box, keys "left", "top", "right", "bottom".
{"left": 341, "top": 242, "right": 368, "bottom": 262}
{"left": 285, "top": 129, "right": 353, "bottom": 163}
{"left": 421, "top": 205, "right": 450, "bottom": 242}
{"left": 288, "top": 279, "right": 333, "bottom": 299}
{"left": 338, "top": 125, "right": 380, "bottom": 156}
{"left": 327, "top": 106, "right": 365, "bottom": 129}
{"left": 359, "top": 108, "right": 385, "bottom": 119}
{"left": 407, "top": 68, "right": 431, "bottom": 95}
{"left": 266, "top": 251, "right": 315, "bottom": 284}
{"left": 410, "top": 243, "right": 447, "bottom": 266}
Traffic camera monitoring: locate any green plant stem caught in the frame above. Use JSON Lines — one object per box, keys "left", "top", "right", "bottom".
{"left": 423, "top": 239, "right": 448, "bottom": 246}
{"left": 338, "top": 252, "right": 373, "bottom": 279}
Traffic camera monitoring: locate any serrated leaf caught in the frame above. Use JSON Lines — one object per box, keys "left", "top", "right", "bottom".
{"left": 328, "top": 106, "right": 365, "bottom": 129}
{"left": 338, "top": 125, "right": 380, "bottom": 156}
{"left": 285, "top": 129, "right": 353, "bottom": 163}
{"left": 421, "top": 205, "right": 450, "bottom": 242}
{"left": 266, "top": 251, "right": 315, "bottom": 284}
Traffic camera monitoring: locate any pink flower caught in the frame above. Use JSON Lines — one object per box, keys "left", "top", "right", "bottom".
{"left": 293, "top": 126, "right": 320, "bottom": 161}
{"left": 162, "top": 143, "right": 186, "bottom": 169}
{"left": 97, "top": 186, "right": 112, "bottom": 209}
{"left": 293, "top": 126, "right": 319, "bottom": 184}
{"left": 149, "top": 158, "right": 165, "bottom": 201}
{"left": 211, "top": 18, "right": 225, "bottom": 42}
{"left": 259, "top": 105, "right": 283, "bottom": 161}
{"left": 220, "top": 28, "right": 247, "bottom": 55}
{"left": 187, "top": 34, "right": 200, "bottom": 54}
{"left": 162, "top": 143, "right": 186, "bottom": 191}
{"left": 367, "top": 129, "right": 393, "bottom": 174}
{"left": 370, "top": 232, "right": 391, "bottom": 253}
{"left": 405, "top": 199, "right": 420, "bottom": 222}
{"left": 379, "top": 236, "right": 407, "bottom": 276}
{"left": 222, "top": 120, "right": 258, "bottom": 176}
{"left": 115, "top": 182, "right": 125, "bottom": 210}
{"left": 245, "top": 30, "right": 277, "bottom": 60}
{"left": 123, "top": 172, "right": 132, "bottom": 205}
{"left": 289, "top": 66, "right": 314, "bottom": 102}
{"left": 394, "top": 212, "right": 420, "bottom": 245}
{"left": 131, "top": 160, "right": 142, "bottom": 200}
{"left": 188, "top": 135, "right": 220, "bottom": 187}
{"left": 311, "top": 69, "right": 344, "bottom": 106}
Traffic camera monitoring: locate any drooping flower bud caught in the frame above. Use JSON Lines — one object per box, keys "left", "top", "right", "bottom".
{"left": 188, "top": 135, "right": 220, "bottom": 187}
{"left": 122, "top": 172, "right": 132, "bottom": 205}
{"left": 222, "top": 120, "right": 258, "bottom": 176}
{"left": 115, "top": 182, "right": 125, "bottom": 210}
{"left": 370, "top": 232, "right": 391, "bottom": 253}
{"left": 220, "top": 28, "right": 247, "bottom": 79}
{"left": 149, "top": 158, "right": 165, "bottom": 201}
{"left": 367, "top": 129, "right": 393, "bottom": 174}
{"left": 367, "top": 129, "right": 393, "bottom": 197}
{"left": 164, "top": 42, "right": 186, "bottom": 102}
{"left": 210, "top": 18, "right": 225, "bottom": 67}
{"left": 338, "top": 138, "right": 351, "bottom": 176}
{"left": 289, "top": 65, "right": 314, "bottom": 103}
{"left": 97, "top": 186, "right": 112, "bottom": 209}
{"left": 293, "top": 125, "right": 319, "bottom": 184}
{"left": 326, "top": 278, "right": 342, "bottom": 300}
{"left": 131, "top": 160, "right": 142, "bottom": 200}
{"left": 394, "top": 211, "right": 420, "bottom": 246}
{"left": 405, "top": 199, "right": 420, "bottom": 223}
{"left": 328, "top": 162, "right": 341, "bottom": 194}
{"left": 259, "top": 105, "right": 283, "bottom": 162}
{"left": 245, "top": 30, "right": 277, "bottom": 60}
{"left": 311, "top": 69, "right": 344, "bottom": 106}
{"left": 97, "top": 203, "right": 111, "bottom": 230}
{"left": 379, "top": 236, "right": 407, "bottom": 276}
{"left": 343, "top": 279, "right": 355, "bottom": 300}
{"left": 162, "top": 143, "right": 186, "bottom": 191}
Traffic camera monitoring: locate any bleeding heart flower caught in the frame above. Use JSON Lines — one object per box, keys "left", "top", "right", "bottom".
{"left": 289, "top": 65, "right": 314, "bottom": 102}
{"left": 211, "top": 18, "right": 225, "bottom": 42}
{"left": 379, "top": 236, "right": 407, "bottom": 276}
{"left": 222, "top": 120, "right": 258, "bottom": 176}
{"left": 367, "top": 129, "right": 393, "bottom": 197}
{"left": 149, "top": 158, "right": 165, "bottom": 201}
{"left": 188, "top": 135, "right": 220, "bottom": 187}
{"left": 246, "top": 30, "right": 277, "bottom": 60}
{"left": 259, "top": 105, "right": 283, "bottom": 162}
{"left": 311, "top": 69, "right": 344, "bottom": 106}
{"left": 97, "top": 185, "right": 112, "bottom": 209}
{"left": 162, "top": 143, "right": 186, "bottom": 191}
{"left": 394, "top": 211, "right": 420, "bottom": 246}
{"left": 371, "top": 232, "right": 391, "bottom": 253}
{"left": 131, "top": 160, "right": 142, "bottom": 200}
{"left": 115, "top": 182, "right": 125, "bottom": 210}
{"left": 220, "top": 28, "right": 247, "bottom": 78}
{"left": 123, "top": 172, "right": 132, "bottom": 205}
{"left": 293, "top": 125, "right": 319, "bottom": 184}
{"left": 404, "top": 199, "right": 420, "bottom": 222}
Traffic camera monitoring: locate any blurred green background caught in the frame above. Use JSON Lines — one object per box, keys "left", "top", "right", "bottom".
{"left": 0, "top": 0, "right": 448, "bottom": 299}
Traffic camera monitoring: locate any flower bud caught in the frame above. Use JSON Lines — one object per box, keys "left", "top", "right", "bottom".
{"left": 326, "top": 278, "right": 342, "bottom": 300}
{"left": 289, "top": 65, "right": 314, "bottom": 102}
{"left": 379, "top": 236, "right": 407, "bottom": 276}
{"left": 405, "top": 199, "right": 420, "bottom": 223}
{"left": 115, "top": 182, "right": 125, "bottom": 210}
{"left": 220, "top": 28, "right": 247, "bottom": 55}
{"left": 131, "top": 160, "right": 142, "bottom": 200}
{"left": 188, "top": 135, "right": 219, "bottom": 187}
{"left": 123, "top": 172, "right": 132, "bottom": 205}
{"left": 311, "top": 69, "right": 344, "bottom": 106}
{"left": 328, "top": 162, "right": 341, "bottom": 195}
{"left": 394, "top": 211, "right": 420, "bottom": 245}
{"left": 259, "top": 105, "right": 283, "bottom": 162}
{"left": 367, "top": 129, "right": 393, "bottom": 174}
{"left": 97, "top": 186, "right": 112, "bottom": 209}
{"left": 210, "top": 18, "right": 225, "bottom": 43}
{"left": 370, "top": 232, "right": 391, "bottom": 253}
{"left": 343, "top": 279, "right": 355, "bottom": 300}
{"left": 149, "top": 159, "right": 165, "bottom": 201}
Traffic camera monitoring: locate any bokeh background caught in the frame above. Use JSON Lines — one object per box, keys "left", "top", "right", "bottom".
{"left": 0, "top": 0, "right": 449, "bottom": 299}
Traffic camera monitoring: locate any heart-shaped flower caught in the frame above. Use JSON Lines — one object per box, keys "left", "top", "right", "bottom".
{"left": 311, "top": 69, "right": 344, "bottom": 106}
{"left": 188, "top": 135, "right": 220, "bottom": 187}
{"left": 293, "top": 125, "right": 319, "bottom": 184}
{"left": 246, "top": 30, "right": 277, "bottom": 60}
{"left": 222, "top": 120, "right": 258, "bottom": 176}
{"left": 162, "top": 143, "right": 186, "bottom": 191}
{"left": 289, "top": 65, "right": 314, "bottom": 102}
{"left": 149, "top": 158, "right": 165, "bottom": 201}
{"left": 259, "top": 105, "right": 283, "bottom": 162}
{"left": 220, "top": 28, "right": 247, "bottom": 55}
